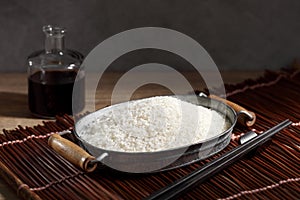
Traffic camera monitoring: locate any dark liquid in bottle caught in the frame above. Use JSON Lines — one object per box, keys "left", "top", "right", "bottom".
{"left": 28, "top": 70, "right": 84, "bottom": 118}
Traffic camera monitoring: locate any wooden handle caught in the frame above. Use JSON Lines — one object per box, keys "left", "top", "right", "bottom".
{"left": 209, "top": 95, "right": 256, "bottom": 126}
{"left": 48, "top": 134, "right": 97, "bottom": 172}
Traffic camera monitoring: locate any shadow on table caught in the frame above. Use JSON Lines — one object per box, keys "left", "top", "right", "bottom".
{"left": 0, "top": 92, "right": 33, "bottom": 118}
{"left": 0, "top": 179, "right": 19, "bottom": 200}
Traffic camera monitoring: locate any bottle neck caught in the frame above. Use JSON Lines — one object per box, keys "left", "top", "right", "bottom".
{"left": 43, "top": 25, "right": 66, "bottom": 53}
{"left": 45, "top": 35, "right": 65, "bottom": 53}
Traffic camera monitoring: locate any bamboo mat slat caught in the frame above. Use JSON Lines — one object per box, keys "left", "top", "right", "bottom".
{"left": 0, "top": 69, "right": 300, "bottom": 200}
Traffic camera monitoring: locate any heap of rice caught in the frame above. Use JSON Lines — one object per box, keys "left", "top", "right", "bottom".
{"left": 79, "top": 96, "right": 228, "bottom": 152}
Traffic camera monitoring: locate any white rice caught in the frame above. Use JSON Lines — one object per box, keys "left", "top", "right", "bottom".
{"left": 78, "top": 96, "right": 229, "bottom": 152}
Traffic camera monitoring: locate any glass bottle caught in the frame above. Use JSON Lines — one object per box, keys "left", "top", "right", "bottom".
{"left": 27, "top": 25, "right": 85, "bottom": 118}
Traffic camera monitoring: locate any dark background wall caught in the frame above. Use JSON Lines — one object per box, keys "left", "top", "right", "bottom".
{"left": 1, "top": 0, "right": 300, "bottom": 72}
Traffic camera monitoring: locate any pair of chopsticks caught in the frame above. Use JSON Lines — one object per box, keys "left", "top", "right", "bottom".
{"left": 145, "top": 119, "right": 292, "bottom": 200}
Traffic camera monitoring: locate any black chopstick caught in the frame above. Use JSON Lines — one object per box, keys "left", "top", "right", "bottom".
{"left": 145, "top": 119, "right": 292, "bottom": 200}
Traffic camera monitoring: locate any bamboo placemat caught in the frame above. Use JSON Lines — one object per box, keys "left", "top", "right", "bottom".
{"left": 0, "top": 69, "right": 299, "bottom": 200}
